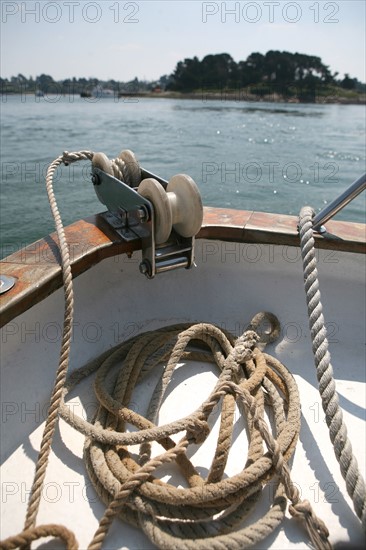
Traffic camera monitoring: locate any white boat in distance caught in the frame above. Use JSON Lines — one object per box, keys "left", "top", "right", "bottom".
{"left": 0, "top": 149, "right": 365, "bottom": 550}
{"left": 92, "top": 86, "right": 115, "bottom": 98}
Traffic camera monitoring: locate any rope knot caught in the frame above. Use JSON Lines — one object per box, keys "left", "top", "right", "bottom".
{"left": 242, "top": 330, "right": 260, "bottom": 348}
{"left": 62, "top": 151, "right": 72, "bottom": 166}
{"left": 289, "top": 499, "right": 331, "bottom": 548}
{"left": 231, "top": 331, "right": 259, "bottom": 364}
{"left": 289, "top": 498, "right": 313, "bottom": 519}
{"left": 186, "top": 419, "right": 210, "bottom": 444}
{"left": 61, "top": 150, "right": 94, "bottom": 166}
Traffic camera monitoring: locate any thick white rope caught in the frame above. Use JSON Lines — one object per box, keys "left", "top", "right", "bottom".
{"left": 298, "top": 206, "right": 366, "bottom": 530}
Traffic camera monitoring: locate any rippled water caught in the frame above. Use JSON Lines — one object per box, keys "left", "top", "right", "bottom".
{"left": 1, "top": 95, "right": 365, "bottom": 257}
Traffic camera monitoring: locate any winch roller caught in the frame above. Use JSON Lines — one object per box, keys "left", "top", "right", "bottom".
{"left": 138, "top": 175, "right": 203, "bottom": 244}
{"left": 92, "top": 150, "right": 141, "bottom": 187}
{"left": 92, "top": 150, "right": 203, "bottom": 245}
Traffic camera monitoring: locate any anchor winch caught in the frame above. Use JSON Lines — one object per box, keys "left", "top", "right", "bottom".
{"left": 92, "top": 150, "right": 203, "bottom": 278}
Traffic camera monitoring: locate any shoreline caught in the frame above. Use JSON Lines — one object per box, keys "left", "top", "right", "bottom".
{"left": 118, "top": 90, "right": 366, "bottom": 105}
{"left": 1, "top": 91, "right": 365, "bottom": 105}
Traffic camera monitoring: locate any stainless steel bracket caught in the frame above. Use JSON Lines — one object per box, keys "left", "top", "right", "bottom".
{"left": 92, "top": 166, "right": 195, "bottom": 278}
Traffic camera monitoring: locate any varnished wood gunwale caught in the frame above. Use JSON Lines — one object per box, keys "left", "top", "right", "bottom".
{"left": 0, "top": 207, "right": 365, "bottom": 328}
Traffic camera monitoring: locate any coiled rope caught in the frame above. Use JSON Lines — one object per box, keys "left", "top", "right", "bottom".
{"left": 0, "top": 153, "right": 332, "bottom": 550}
{"left": 299, "top": 206, "right": 366, "bottom": 530}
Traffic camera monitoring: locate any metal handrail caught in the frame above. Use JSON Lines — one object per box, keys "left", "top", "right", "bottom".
{"left": 312, "top": 173, "right": 366, "bottom": 232}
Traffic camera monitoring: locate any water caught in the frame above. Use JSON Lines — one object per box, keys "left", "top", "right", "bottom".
{"left": 1, "top": 95, "right": 365, "bottom": 258}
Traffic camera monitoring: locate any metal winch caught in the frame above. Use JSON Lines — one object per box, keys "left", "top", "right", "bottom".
{"left": 91, "top": 150, "right": 203, "bottom": 278}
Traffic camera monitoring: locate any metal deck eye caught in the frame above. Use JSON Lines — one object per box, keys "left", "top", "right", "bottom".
{"left": 0, "top": 275, "right": 16, "bottom": 294}
{"left": 91, "top": 160, "right": 202, "bottom": 279}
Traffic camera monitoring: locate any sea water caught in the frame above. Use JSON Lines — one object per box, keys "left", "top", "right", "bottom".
{"left": 0, "top": 95, "right": 365, "bottom": 258}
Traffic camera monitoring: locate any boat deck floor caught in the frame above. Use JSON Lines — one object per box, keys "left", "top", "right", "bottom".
{"left": 1, "top": 239, "right": 365, "bottom": 549}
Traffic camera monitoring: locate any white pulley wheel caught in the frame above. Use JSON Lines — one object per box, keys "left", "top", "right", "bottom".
{"left": 167, "top": 174, "right": 203, "bottom": 237}
{"left": 92, "top": 152, "right": 113, "bottom": 175}
{"left": 118, "top": 149, "right": 141, "bottom": 186}
{"left": 138, "top": 178, "right": 172, "bottom": 244}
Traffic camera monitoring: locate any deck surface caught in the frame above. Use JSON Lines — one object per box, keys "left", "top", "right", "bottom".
{"left": 1, "top": 233, "right": 365, "bottom": 549}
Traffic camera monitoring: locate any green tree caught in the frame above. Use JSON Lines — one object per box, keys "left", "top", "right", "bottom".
{"left": 341, "top": 74, "right": 356, "bottom": 90}
{"left": 168, "top": 57, "right": 201, "bottom": 91}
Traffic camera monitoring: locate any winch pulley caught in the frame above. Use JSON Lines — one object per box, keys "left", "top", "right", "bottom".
{"left": 91, "top": 150, "right": 203, "bottom": 278}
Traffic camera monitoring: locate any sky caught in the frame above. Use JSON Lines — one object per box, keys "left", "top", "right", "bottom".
{"left": 0, "top": 0, "right": 365, "bottom": 83}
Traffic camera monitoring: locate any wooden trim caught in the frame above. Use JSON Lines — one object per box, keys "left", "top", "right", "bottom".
{"left": 200, "top": 207, "right": 365, "bottom": 250}
{"left": 1, "top": 207, "right": 365, "bottom": 328}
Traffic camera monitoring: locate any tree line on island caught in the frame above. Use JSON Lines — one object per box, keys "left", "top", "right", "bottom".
{"left": 166, "top": 51, "right": 364, "bottom": 100}
{"left": 1, "top": 51, "right": 364, "bottom": 102}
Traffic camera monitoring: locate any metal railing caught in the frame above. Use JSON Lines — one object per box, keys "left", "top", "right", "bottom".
{"left": 312, "top": 173, "right": 366, "bottom": 232}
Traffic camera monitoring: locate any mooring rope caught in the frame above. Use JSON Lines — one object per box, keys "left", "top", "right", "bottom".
{"left": 59, "top": 317, "right": 334, "bottom": 550}
{"left": 299, "top": 206, "right": 366, "bottom": 530}
{"left": 0, "top": 153, "right": 333, "bottom": 550}
{"left": 23, "top": 152, "right": 95, "bottom": 533}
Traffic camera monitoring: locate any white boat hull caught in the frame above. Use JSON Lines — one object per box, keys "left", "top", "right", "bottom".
{"left": 1, "top": 232, "right": 365, "bottom": 548}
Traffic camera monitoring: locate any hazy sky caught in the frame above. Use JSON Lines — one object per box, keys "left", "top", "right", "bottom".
{"left": 1, "top": 0, "right": 365, "bottom": 83}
